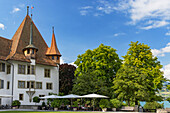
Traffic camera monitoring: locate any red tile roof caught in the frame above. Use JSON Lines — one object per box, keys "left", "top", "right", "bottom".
{"left": 0, "top": 15, "right": 60, "bottom": 66}
{"left": 0, "top": 36, "right": 12, "bottom": 60}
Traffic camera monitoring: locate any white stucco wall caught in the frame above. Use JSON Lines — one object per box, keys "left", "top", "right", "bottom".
{"left": 0, "top": 60, "right": 59, "bottom": 105}
{"left": 0, "top": 61, "right": 13, "bottom": 105}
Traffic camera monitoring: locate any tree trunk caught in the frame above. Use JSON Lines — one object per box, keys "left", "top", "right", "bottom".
{"left": 128, "top": 101, "right": 130, "bottom": 106}
{"left": 135, "top": 101, "right": 138, "bottom": 105}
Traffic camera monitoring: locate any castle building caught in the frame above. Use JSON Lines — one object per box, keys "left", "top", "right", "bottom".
{"left": 0, "top": 6, "right": 61, "bottom": 106}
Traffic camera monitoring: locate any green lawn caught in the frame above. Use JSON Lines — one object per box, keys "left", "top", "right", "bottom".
{"left": 0, "top": 112, "right": 102, "bottom": 113}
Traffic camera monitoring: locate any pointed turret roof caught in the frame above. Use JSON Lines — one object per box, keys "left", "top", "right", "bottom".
{"left": 46, "top": 27, "right": 61, "bottom": 56}
{"left": 5, "top": 15, "right": 58, "bottom": 66}
{"left": 23, "top": 14, "right": 38, "bottom": 52}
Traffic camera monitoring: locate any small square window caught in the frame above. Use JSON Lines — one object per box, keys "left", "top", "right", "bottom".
{"left": 44, "top": 69, "right": 50, "bottom": 78}
{"left": 46, "top": 83, "right": 52, "bottom": 90}
{"left": 36, "top": 82, "right": 42, "bottom": 89}
{"left": 19, "top": 94, "right": 23, "bottom": 101}
{"left": 7, "top": 65, "right": 11, "bottom": 74}
{"left": 7, "top": 81, "right": 10, "bottom": 89}
{"left": 27, "top": 65, "right": 35, "bottom": 75}
{"left": 18, "top": 81, "right": 25, "bottom": 88}
{"left": 0, "top": 80, "right": 4, "bottom": 89}
{"left": 18, "top": 64, "right": 25, "bottom": 74}
{"left": 0, "top": 63, "right": 5, "bottom": 72}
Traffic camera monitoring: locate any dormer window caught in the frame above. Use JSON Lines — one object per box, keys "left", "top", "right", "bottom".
{"left": 27, "top": 49, "right": 30, "bottom": 54}
{"left": 52, "top": 56, "right": 54, "bottom": 60}
{"left": 32, "top": 49, "right": 34, "bottom": 54}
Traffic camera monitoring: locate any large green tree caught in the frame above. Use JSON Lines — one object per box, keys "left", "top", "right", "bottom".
{"left": 113, "top": 41, "right": 165, "bottom": 105}
{"left": 72, "top": 71, "right": 109, "bottom": 96}
{"left": 59, "top": 64, "right": 76, "bottom": 95}
{"left": 72, "top": 44, "right": 122, "bottom": 96}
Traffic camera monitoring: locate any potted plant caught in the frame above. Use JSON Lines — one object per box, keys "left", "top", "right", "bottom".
{"left": 42, "top": 102, "right": 46, "bottom": 110}
{"left": 12, "top": 100, "right": 21, "bottom": 109}
{"left": 72, "top": 101, "right": 78, "bottom": 111}
{"left": 51, "top": 99, "right": 61, "bottom": 111}
{"left": 99, "top": 99, "right": 110, "bottom": 112}
{"left": 110, "top": 98, "right": 122, "bottom": 111}
{"left": 33, "top": 96, "right": 40, "bottom": 109}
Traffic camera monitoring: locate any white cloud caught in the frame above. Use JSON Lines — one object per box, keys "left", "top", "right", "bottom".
{"left": 80, "top": 0, "right": 170, "bottom": 29}
{"left": 165, "top": 31, "right": 170, "bottom": 36}
{"left": 162, "top": 64, "right": 170, "bottom": 79}
{"left": 96, "top": 0, "right": 115, "bottom": 14}
{"left": 127, "top": 0, "right": 170, "bottom": 23}
{"left": 79, "top": 6, "right": 93, "bottom": 16}
{"left": 81, "top": 6, "right": 93, "bottom": 10}
{"left": 113, "top": 33, "right": 125, "bottom": 37}
{"left": 60, "top": 57, "right": 65, "bottom": 64}
{"left": 94, "top": 13, "right": 103, "bottom": 17}
{"left": 69, "top": 62, "right": 78, "bottom": 68}
{"left": 60, "top": 57, "right": 77, "bottom": 67}
{"left": 80, "top": 10, "right": 88, "bottom": 16}
{"left": 118, "top": 0, "right": 170, "bottom": 29}
{"left": 0, "top": 23, "right": 5, "bottom": 30}
{"left": 152, "top": 43, "right": 170, "bottom": 57}
{"left": 140, "top": 20, "right": 169, "bottom": 30}
{"left": 11, "top": 8, "right": 20, "bottom": 13}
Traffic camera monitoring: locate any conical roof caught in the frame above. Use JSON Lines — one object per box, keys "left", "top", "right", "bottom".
{"left": 46, "top": 29, "right": 61, "bottom": 56}
{"left": 6, "top": 15, "right": 58, "bottom": 66}
{"left": 23, "top": 17, "right": 38, "bottom": 51}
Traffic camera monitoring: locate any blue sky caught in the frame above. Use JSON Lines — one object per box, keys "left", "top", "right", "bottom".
{"left": 1, "top": 0, "right": 170, "bottom": 79}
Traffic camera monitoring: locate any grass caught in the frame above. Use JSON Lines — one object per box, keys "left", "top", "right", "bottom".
{"left": 0, "top": 111, "right": 102, "bottom": 113}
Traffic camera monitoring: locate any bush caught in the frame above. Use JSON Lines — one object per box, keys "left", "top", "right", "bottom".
{"left": 99, "top": 99, "right": 110, "bottom": 109}
{"left": 72, "top": 101, "right": 78, "bottom": 108}
{"left": 42, "top": 102, "right": 46, "bottom": 107}
{"left": 12, "top": 100, "right": 21, "bottom": 107}
{"left": 51, "top": 99, "right": 61, "bottom": 108}
{"left": 33, "top": 96, "right": 40, "bottom": 105}
{"left": 110, "top": 99, "right": 122, "bottom": 108}
{"left": 144, "top": 101, "right": 164, "bottom": 109}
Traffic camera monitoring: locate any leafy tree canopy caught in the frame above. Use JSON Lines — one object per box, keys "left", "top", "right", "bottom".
{"left": 113, "top": 41, "right": 165, "bottom": 104}
{"left": 72, "top": 71, "right": 109, "bottom": 95}
{"left": 73, "top": 44, "right": 122, "bottom": 96}
{"left": 59, "top": 64, "right": 76, "bottom": 95}
{"left": 144, "top": 101, "right": 164, "bottom": 109}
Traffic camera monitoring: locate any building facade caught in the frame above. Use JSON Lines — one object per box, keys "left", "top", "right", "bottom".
{"left": 0, "top": 7, "right": 61, "bottom": 106}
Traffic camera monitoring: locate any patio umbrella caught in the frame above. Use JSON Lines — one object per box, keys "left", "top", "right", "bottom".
{"left": 81, "top": 94, "right": 108, "bottom": 98}
{"left": 60, "top": 94, "right": 81, "bottom": 106}
{"left": 81, "top": 93, "right": 109, "bottom": 111}
{"left": 61, "top": 94, "right": 81, "bottom": 98}
{"left": 39, "top": 95, "right": 62, "bottom": 99}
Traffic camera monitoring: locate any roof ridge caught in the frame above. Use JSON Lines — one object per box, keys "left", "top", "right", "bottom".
{"left": 0, "top": 36, "right": 12, "bottom": 41}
